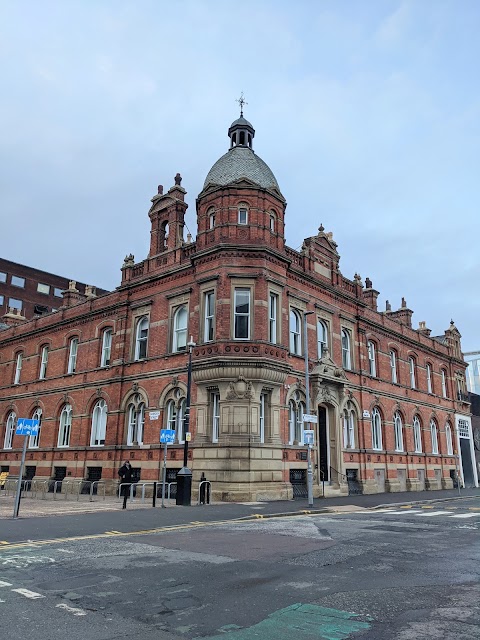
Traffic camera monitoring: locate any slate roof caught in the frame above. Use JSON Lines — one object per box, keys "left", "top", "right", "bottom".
{"left": 203, "top": 146, "right": 282, "bottom": 194}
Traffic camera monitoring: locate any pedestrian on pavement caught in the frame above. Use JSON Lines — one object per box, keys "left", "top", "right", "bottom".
{"left": 118, "top": 460, "right": 133, "bottom": 509}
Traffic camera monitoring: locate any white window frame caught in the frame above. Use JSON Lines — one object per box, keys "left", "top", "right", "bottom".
{"left": 343, "top": 409, "right": 355, "bottom": 448}
{"left": 441, "top": 369, "right": 447, "bottom": 398}
{"left": 134, "top": 316, "right": 149, "bottom": 360}
{"left": 259, "top": 393, "right": 266, "bottom": 444}
{"left": 68, "top": 338, "right": 78, "bottom": 374}
{"left": 394, "top": 412, "right": 404, "bottom": 452}
{"left": 39, "top": 345, "right": 49, "bottom": 379}
{"left": 289, "top": 309, "right": 302, "bottom": 356}
{"left": 341, "top": 329, "right": 351, "bottom": 370}
{"left": 127, "top": 403, "right": 145, "bottom": 445}
{"left": 371, "top": 407, "right": 382, "bottom": 450}
{"left": 430, "top": 419, "right": 439, "bottom": 454}
{"left": 29, "top": 408, "right": 41, "bottom": 448}
{"left": 173, "top": 305, "right": 188, "bottom": 352}
{"left": 269, "top": 214, "right": 275, "bottom": 232}
{"left": 58, "top": 404, "right": 72, "bottom": 447}
{"left": 268, "top": 293, "right": 278, "bottom": 344}
{"left": 4, "top": 412, "right": 16, "bottom": 449}
{"left": 204, "top": 292, "right": 215, "bottom": 343}
{"left": 209, "top": 212, "right": 215, "bottom": 229}
{"left": 212, "top": 392, "right": 220, "bottom": 443}
{"left": 317, "top": 320, "right": 328, "bottom": 359}
{"left": 90, "top": 399, "right": 107, "bottom": 446}
{"left": 390, "top": 350, "right": 397, "bottom": 383}
{"left": 14, "top": 352, "right": 23, "bottom": 384}
{"left": 238, "top": 207, "right": 248, "bottom": 225}
{"left": 367, "top": 341, "right": 376, "bottom": 377}
{"left": 445, "top": 422, "right": 453, "bottom": 455}
{"left": 234, "top": 288, "right": 250, "bottom": 340}
{"left": 100, "top": 329, "right": 113, "bottom": 367}
{"left": 413, "top": 415, "right": 422, "bottom": 453}
{"left": 409, "top": 357, "right": 416, "bottom": 389}
{"left": 426, "top": 364, "right": 433, "bottom": 394}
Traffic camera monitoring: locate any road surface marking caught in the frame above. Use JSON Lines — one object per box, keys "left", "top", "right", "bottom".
{"left": 421, "top": 505, "right": 434, "bottom": 509}
{"left": 56, "top": 603, "right": 87, "bottom": 616}
{"left": 0, "top": 580, "right": 13, "bottom": 587}
{"left": 450, "top": 513, "right": 478, "bottom": 518}
{"left": 399, "top": 506, "right": 412, "bottom": 509}
{"left": 0, "top": 542, "right": 9, "bottom": 546}
{"left": 12, "top": 588, "right": 45, "bottom": 599}
{"left": 416, "top": 511, "right": 454, "bottom": 517}
{"left": 382, "top": 510, "right": 423, "bottom": 515}
{"left": 469, "top": 507, "right": 480, "bottom": 511}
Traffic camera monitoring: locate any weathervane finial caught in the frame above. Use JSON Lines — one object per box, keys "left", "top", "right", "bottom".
{"left": 236, "top": 92, "right": 248, "bottom": 117}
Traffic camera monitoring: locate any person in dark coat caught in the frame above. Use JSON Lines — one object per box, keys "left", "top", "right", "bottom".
{"left": 118, "top": 460, "right": 133, "bottom": 509}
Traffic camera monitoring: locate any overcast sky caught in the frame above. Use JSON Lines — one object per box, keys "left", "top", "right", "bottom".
{"left": 0, "top": 1, "right": 478, "bottom": 351}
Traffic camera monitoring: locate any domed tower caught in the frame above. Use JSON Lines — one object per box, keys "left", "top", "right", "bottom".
{"left": 196, "top": 112, "right": 286, "bottom": 252}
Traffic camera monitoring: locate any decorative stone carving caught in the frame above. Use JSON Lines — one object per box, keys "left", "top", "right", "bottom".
{"left": 226, "top": 377, "right": 255, "bottom": 400}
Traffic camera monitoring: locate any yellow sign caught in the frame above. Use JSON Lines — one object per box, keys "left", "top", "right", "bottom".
{"left": 186, "top": 432, "right": 191, "bottom": 442}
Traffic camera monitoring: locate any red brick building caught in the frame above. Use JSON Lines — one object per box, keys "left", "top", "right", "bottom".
{"left": 0, "top": 114, "right": 477, "bottom": 499}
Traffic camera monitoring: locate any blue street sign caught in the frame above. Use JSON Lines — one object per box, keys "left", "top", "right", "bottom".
{"left": 160, "top": 429, "right": 175, "bottom": 444}
{"left": 16, "top": 418, "right": 40, "bottom": 436}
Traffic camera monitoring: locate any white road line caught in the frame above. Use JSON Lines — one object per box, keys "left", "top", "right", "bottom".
{"left": 415, "top": 511, "right": 454, "bottom": 517}
{"left": 382, "top": 510, "right": 423, "bottom": 515}
{"left": 450, "top": 513, "right": 479, "bottom": 519}
{"left": 11, "top": 588, "right": 45, "bottom": 599}
{"left": 56, "top": 603, "right": 87, "bottom": 616}
{"left": 0, "top": 580, "right": 13, "bottom": 587}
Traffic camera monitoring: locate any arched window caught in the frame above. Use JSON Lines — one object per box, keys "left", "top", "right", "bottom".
{"left": 29, "top": 408, "right": 42, "bottom": 448}
{"left": 100, "top": 329, "right": 113, "bottom": 367}
{"left": 288, "top": 392, "right": 306, "bottom": 444}
{"left": 165, "top": 397, "right": 186, "bottom": 443}
{"left": 394, "top": 412, "right": 404, "bottom": 452}
{"left": 317, "top": 320, "right": 328, "bottom": 358}
{"left": 238, "top": 206, "right": 248, "bottom": 225}
{"left": 208, "top": 209, "right": 215, "bottom": 230}
{"left": 367, "top": 341, "right": 377, "bottom": 377}
{"left": 58, "top": 404, "right": 72, "bottom": 447}
{"left": 289, "top": 309, "right": 302, "bottom": 355}
{"left": 430, "top": 419, "right": 439, "bottom": 454}
{"left": 413, "top": 415, "right": 422, "bottom": 453}
{"left": 371, "top": 407, "right": 382, "bottom": 450}
{"left": 445, "top": 422, "right": 453, "bottom": 455}
{"left": 441, "top": 369, "right": 448, "bottom": 398}
{"left": 269, "top": 213, "right": 275, "bottom": 232}
{"left": 39, "top": 345, "right": 49, "bottom": 379}
{"left": 4, "top": 411, "right": 16, "bottom": 449}
{"left": 134, "top": 316, "right": 149, "bottom": 360}
{"left": 390, "top": 349, "right": 398, "bottom": 384}
{"left": 426, "top": 363, "right": 433, "bottom": 394}
{"left": 409, "top": 357, "right": 416, "bottom": 389}
{"left": 67, "top": 338, "right": 78, "bottom": 374}
{"left": 212, "top": 392, "right": 220, "bottom": 443}
{"left": 14, "top": 352, "right": 23, "bottom": 384}
{"left": 173, "top": 306, "right": 188, "bottom": 352}
{"left": 343, "top": 409, "right": 355, "bottom": 448}
{"left": 341, "top": 329, "right": 351, "bottom": 370}
{"left": 127, "top": 402, "right": 145, "bottom": 445}
{"left": 91, "top": 399, "right": 107, "bottom": 446}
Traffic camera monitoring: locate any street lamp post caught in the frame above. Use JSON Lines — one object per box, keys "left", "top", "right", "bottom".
{"left": 303, "top": 310, "right": 315, "bottom": 507}
{"left": 176, "top": 336, "right": 196, "bottom": 506}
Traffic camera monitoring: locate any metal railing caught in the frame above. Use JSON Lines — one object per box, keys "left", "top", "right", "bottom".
{"left": 197, "top": 480, "right": 211, "bottom": 505}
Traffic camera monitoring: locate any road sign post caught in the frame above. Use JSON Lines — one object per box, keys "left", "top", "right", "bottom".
{"left": 13, "top": 418, "right": 40, "bottom": 519}
{"left": 160, "top": 429, "right": 175, "bottom": 508}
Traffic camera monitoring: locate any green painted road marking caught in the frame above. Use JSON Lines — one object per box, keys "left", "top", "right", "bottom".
{"left": 206, "top": 603, "right": 371, "bottom": 640}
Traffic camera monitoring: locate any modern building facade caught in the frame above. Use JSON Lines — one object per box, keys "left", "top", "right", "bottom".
{"left": 0, "top": 114, "right": 477, "bottom": 499}
{"left": 0, "top": 257, "right": 108, "bottom": 322}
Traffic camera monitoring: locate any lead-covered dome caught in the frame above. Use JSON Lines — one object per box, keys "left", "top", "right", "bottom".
{"left": 202, "top": 115, "right": 284, "bottom": 199}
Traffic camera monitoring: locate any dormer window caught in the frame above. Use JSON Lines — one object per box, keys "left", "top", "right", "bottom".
{"left": 238, "top": 208, "right": 248, "bottom": 225}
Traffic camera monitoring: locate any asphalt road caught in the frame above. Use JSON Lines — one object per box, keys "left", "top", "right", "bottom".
{"left": 0, "top": 496, "right": 478, "bottom": 640}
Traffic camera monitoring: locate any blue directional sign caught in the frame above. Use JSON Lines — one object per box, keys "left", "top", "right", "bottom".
{"left": 16, "top": 418, "right": 40, "bottom": 436}
{"left": 160, "top": 429, "right": 175, "bottom": 444}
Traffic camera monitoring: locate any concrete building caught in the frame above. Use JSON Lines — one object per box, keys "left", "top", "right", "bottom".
{"left": 0, "top": 114, "right": 476, "bottom": 499}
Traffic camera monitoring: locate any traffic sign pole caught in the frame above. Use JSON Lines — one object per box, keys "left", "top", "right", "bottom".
{"left": 161, "top": 441, "right": 167, "bottom": 508}
{"left": 13, "top": 434, "right": 28, "bottom": 519}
